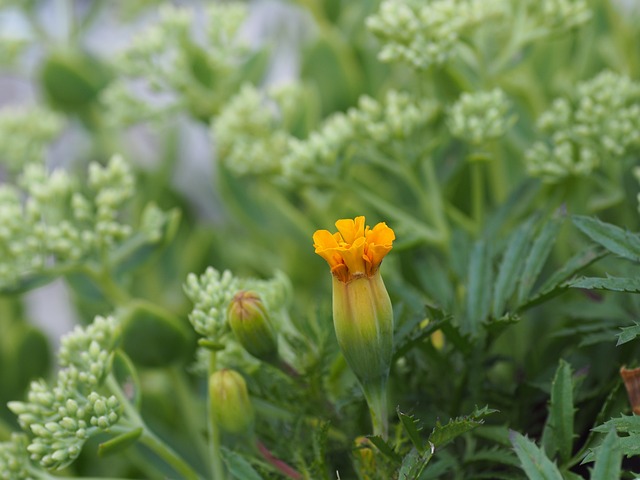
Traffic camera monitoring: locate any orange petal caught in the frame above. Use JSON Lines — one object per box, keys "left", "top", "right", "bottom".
{"left": 365, "top": 222, "right": 395, "bottom": 246}
{"left": 335, "top": 216, "right": 365, "bottom": 245}
{"left": 339, "top": 237, "right": 366, "bottom": 277}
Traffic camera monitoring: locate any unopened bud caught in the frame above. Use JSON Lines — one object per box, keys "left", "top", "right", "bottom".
{"left": 620, "top": 366, "right": 640, "bottom": 414}
{"left": 209, "top": 369, "right": 254, "bottom": 434}
{"left": 227, "top": 291, "right": 278, "bottom": 363}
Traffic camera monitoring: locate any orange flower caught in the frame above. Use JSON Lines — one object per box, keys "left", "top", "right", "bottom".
{"left": 313, "top": 216, "right": 395, "bottom": 283}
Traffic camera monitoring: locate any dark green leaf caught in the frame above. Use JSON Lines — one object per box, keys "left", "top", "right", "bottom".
{"left": 510, "top": 431, "right": 563, "bottom": 480}
{"left": 573, "top": 215, "right": 640, "bottom": 262}
{"left": 367, "top": 435, "right": 402, "bottom": 464}
{"left": 591, "top": 429, "right": 621, "bottom": 480}
{"left": 464, "top": 240, "right": 492, "bottom": 335}
{"left": 98, "top": 428, "right": 143, "bottom": 457}
{"left": 517, "top": 219, "right": 562, "bottom": 305}
{"left": 567, "top": 276, "right": 640, "bottom": 293}
{"left": 492, "top": 218, "right": 536, "bottom": 318}
{"left": 397, "top": 407, "right": 425, "bottom": 452}
{"left": 542, "top": 360, "right": 574, "bottom": 463}
{"left": 617, "top": 323, "right": 640, "bottom": 346}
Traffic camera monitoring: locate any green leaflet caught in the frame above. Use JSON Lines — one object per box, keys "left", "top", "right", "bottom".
{"left": 510, "top": 431, "right": 563, "bottom": 480}
{"left": 464, "top": 240, "right": 492, "bottom": 335}
{"left": 428, "top": 406, "right": 497, "bottom": 449}
{"left": 568, "top": 276, "right": 640, "bottom": 293}
{"left": 492, "top": 218, "right": 537, "bottom": 318}
{"left": 221, "top": 448, "right": 264, "bottom": 480}
{"left": 591, "top": 429, "right": 621, "bottom": 480}
{"left": 397, "top": 408, "right": 425, "bottom": 452}
{"left": 572, "top": 215, "right": 640, "bottom": 263}
{"left": 616, "top": 323, "right": 640, "bottom": 346}
{"left": 517, "top": 219, "right": 562, "bottom": 305}
{"left": 542, "top": 360, "right": 575, "bottom": 463}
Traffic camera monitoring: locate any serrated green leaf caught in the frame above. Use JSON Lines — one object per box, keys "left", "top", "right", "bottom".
{"left": 519, "top": 244, "right": 606, "bottom": 311}
{"left": 573, "top": 215, "right": 640, "bottom": 262}
{"left": 367, "top": 435, "right": 402, "bottom": 464}
{"left": 397, "top": 408, "right": 425, "bottom": 452}
{"left": 464, "top": 447, "right": 520, "bottom": 467}
{"left": 592, "top": 414, "right": 640, "bottom": 434}
{"left": 464, "top": 240, "right": 492, "bottom": 335}
{"left": 591, "top": 429, "right": 621, "bottom": 480}
{"left": 617, "top": 323, "right": 640, "bottom": 346}
{"left": 510, "top": 431, "right": 563, "bottom": 480}
{"left": 517, "top": 219, "right": 562, "bottom": 305}
{"left": 398, "top": 446, "right": 433, "bottom": 480}
{"left": 542, "top": 360, "right": 574, "bottom": 463}
{"left": 492, "top": 218, "right": 536, "bottom": 318}
{"left": 567, "top": 276, "right": 640, "bottom": 293}
{"left": 222, "top": 448, "right": 264, "bottom": 480}
{"left": 428, "top": 407, "right": 496, "bottom": 448}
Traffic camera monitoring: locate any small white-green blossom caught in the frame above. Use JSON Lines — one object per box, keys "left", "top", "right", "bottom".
{"left": 8, "top": 316, "right": 121, "bottom": 470}
{"left": 525, "top": 0, "right": 591, "bottom": 34}
{"left": 102, "top": 2, "right": 248, "bottom": 126}
{"left": 184, "top": 267, "right": 291, "bottom": 342}
{"left": 0, "top": 155, "right": 161, "bottom": 291}
{"left": 282, "top": 90, "right": 435, "bottom": 181}
{"left": 448, "top": 88, "right": 514, "bottom": 144}
{"left": 0, "top": 434, "right": 32, "bottom": 480}
{"left": 0, "top": 106, "right": 64, "bottom": 171}
{"left": 526, "top": 71, "right": 640, "bottom": 182}
{"left": 212, "top": 84, "right": 302, "bottom": 176}
{"left": 366, "top": 0, "right": 505, "bottom": 70}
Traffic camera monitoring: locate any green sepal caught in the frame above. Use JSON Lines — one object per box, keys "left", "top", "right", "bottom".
{"left": 98, "top": 427, "right": 144, "bottom": 457}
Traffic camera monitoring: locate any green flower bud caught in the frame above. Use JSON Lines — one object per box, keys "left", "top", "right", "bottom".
{"left": 209, "top": 369, "right": 254, "bottom": 434}
{"left": 227, "top": 291, "right": 278, "bottom": 363}
{"left": 332, "top": 273, "right": 394, "bottom": 385}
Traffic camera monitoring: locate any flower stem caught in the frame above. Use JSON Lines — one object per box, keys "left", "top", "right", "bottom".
{"left": 256, "top": 440, "right": 303, "bottom": 480}
{"left": 362, "top": 378, "right": 389, "bottom": 439}
{"left": 105, "top": 375, "right": 202, "bottom": 480}
{"left": 208, "top": 352, "right": 227, "bottom": 480}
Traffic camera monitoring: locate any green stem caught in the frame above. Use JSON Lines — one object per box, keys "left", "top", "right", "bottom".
{"left": 207, "top": 352, "right": 226, "bottom": 480}
{"left": 362, "top": 378, "right": 389, "bottom": 439}
{"left": 105, "top": 375, "right": 201, "bottom": 480}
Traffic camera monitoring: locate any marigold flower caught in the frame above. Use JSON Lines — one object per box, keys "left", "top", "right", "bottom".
{"left": 313, "top": 216, "right": 395, "bottom": 437}
{"left": 313, "top": 216, "right": 395, "bottom": 283}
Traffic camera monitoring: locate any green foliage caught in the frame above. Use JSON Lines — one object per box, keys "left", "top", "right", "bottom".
{"left": 1, "top": 0, "right": 640, "bottom": 478}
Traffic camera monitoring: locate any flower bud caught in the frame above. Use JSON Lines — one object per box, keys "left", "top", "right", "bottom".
{"left": 332, "top": 273, "right": 393, "bottom": 384}
{"left": 620, "top": 366, "right": 640, "bottom": 414}
{"left": 209, "top": 369, "right": 254, "bottom": 434}
{"left": 227, "top": 291, "right": 278, "bottom": 363}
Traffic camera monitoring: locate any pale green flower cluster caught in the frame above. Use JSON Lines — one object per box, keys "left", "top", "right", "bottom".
{"left": 0, "top": 434, "right": 32, "bottom": 480}
{"left": 212, "top": 83, "right": 306, "bottom": 176}
{"left": 448, "top": 89, "right": 514, "bottom": 145}
{"left": 526, "top": 71, "right": 640, "bottom": 182}
{"left": 0, "top": 106, "right": 64, "bottom": 171}
{"left": 184, "top": 267, "right": 291, "bottom": 342}
{"left": 283, "top": 90, "right": 435, "bottom": 181}
{"left": 8, "top": 316, "right": 121, "bottom": 471}
{"left": 366, "top": 0, "right": 505, "bottom": 70}
{"left": 0, "top": 155, "right": 160, "bottom": 291}
{"left": 101, "top": 3, "right": 248, "bottom": 126}
{"left": 525, "top": 0, "right": 591, "bottom": 34}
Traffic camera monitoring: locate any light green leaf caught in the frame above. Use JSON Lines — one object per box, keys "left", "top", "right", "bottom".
{"left": 510, "top": 431, "right": 563, "bottom": 480}
{"left": 492, "top": 218, "right": 536, "bottom": 318}
{"left": 591, "top": 429, "right": 621, "bottom": 480}
{"left": 568, "top": 276, "right": 640, "bottom": 293}
{"left": 572, "top": 215, "right": 640, "bottom": 262}
{"left": 517, "top": 219, "right": 562, "bottom": 305}
{"left": 542, "top": 360, "right": 574, "bottom": 463}
{"left": 464, "top": 240, "right": 492, "bottom": 334}
{"left": 398, "top": 447, "right": 433, "bottom": 480}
